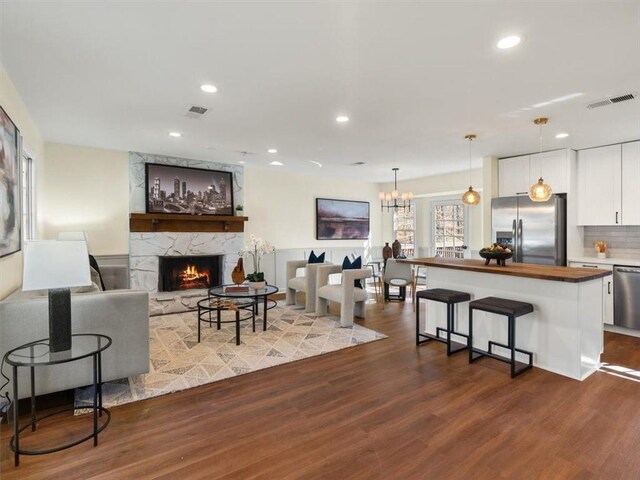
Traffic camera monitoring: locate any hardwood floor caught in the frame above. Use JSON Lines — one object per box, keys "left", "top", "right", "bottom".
{"left": 2, "top": 301, "right": 640, "bottom": 479}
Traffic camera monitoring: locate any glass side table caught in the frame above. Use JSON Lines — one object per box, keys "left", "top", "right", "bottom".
{"left": 4, "top": 333, "right": 112, "bottom": 466}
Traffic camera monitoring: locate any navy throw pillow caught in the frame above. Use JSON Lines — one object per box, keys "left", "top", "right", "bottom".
{"left": 342, "top": 255, "right": 363, "bottom": 289}
{"left": 308, "top": 250, "right": 326, "bottom": 264}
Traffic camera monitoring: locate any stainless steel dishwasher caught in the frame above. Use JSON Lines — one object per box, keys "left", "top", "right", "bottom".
{"left": 613, "top": 266, "right": 640, "bottom": 329}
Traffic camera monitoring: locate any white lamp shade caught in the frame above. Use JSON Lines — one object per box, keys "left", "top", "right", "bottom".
{"left": 22, "top": 241, "right": 91, "bottom": 291}
{"left": 57, "top": 231, "right": 88, "bottom": 241}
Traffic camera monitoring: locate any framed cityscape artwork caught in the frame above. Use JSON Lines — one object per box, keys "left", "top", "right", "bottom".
{"left": 145, "top": 163, "right": 234, "bottom": 216}
{"left": 0, "top": 105, "right": 21, "bottom": 258}
{"left": 316, "top": 198, "right": 370, "bottom": 240}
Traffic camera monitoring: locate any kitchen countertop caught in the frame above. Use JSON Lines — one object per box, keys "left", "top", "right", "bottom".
{"left": 399, "top": 257, "right": 611, "bottom": 283}
{"left": 569, "top": 256, "right": 640, "bottom": 267}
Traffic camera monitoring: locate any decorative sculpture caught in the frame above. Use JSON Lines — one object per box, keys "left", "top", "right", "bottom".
{"left": 392, "top": 239, "right": 402, "bottom": 259}
{"left": 231, "top": 257, "right": 246, "bottom": 285}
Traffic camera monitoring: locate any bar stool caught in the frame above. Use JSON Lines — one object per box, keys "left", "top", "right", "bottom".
{"left": 416, "top": 288, "right": 471, "bottom": 356}
{"left": 468, "top": 297, "right": 534, "bottom": 378}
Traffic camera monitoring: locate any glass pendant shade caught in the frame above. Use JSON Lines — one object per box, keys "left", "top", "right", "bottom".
{"left": 462, "top": 186, "right": 481, "bottom": 206}
{"left": 529, "top": 117, "right": 552, "bottom": 202}
{"left": 529, "top": 177, "right": 553, "bottom": 202}
{"left": 462, "top": 134, "right": 480, "bottom": 206}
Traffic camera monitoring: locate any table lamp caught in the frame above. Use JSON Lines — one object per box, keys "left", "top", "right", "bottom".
{"left": 22, "top": 241, "right": 91, "bottom": 352}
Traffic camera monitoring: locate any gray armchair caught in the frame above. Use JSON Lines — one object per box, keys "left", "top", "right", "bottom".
{"left": 315, "top": 265, "right": 372, "bottom": 327}
{"left": 285, "top": 260, "right": 326, "bottom": 313}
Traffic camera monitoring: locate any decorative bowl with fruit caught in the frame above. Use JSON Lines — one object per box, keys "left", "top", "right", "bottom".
{"left": 479, "top": 243, "right": 513, "bottom": 266}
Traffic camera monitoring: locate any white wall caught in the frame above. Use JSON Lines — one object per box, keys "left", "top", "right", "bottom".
{"left": 379, "top": 168, "right": 484, "bottom": 255}
{"left": 244, "top": 167, "right": 382, "bottom": 250}
{"left": 40, "top": 143, "right": 129, "bottom": 255}
{"left": 0, "top": 64, "right": 45, "bottom": 299}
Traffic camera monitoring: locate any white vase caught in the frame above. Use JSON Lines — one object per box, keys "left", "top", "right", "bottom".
{"left": 248, "top": 281, "right": 266, "bottom": 289}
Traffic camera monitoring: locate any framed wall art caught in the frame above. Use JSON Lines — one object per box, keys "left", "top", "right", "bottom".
{"left": 316, "top": 198, "right": 370, "bottom": 240}
{"left": 0, "top": 105, "right": 21, "bottom": 258}
{"left": 145, "top": 163, "right": 234, "bottom": 216}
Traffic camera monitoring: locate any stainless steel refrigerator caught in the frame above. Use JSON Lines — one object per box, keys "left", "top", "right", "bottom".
{"left": 491, "top": 196, "right": 566, "bottom": 265}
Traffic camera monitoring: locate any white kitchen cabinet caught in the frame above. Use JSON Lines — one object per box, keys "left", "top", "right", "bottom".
{"left": 529, "top": 150, "right": 569, "bottom": 194}
{"left": 622, "top": 141, "right": 640, "bottom": 225}
{"left": 498, "top": 155, "right": 530, "bottom": 197}
{"left": 569, "top": 261, "right": 614, "bottom": 325}
{"left": 577, "top": 144, "right": 622, "bottom": 226}
{"left": 499, "top": 149, "right": 568, "bottom": 198}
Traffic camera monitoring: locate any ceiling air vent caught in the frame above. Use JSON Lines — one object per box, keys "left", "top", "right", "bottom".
{"left": 185, "top": 105, "right": 208, "bottom": 118}
{"left": 587, "top": 92, "right": 638, "bottom": 109}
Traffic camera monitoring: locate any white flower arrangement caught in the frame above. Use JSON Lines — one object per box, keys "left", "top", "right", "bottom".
{"left": 239, "top": 234, "right": 275, "bottom": 281}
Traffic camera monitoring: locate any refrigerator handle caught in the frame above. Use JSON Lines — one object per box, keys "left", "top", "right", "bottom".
{"left": 512, "top": 219, "right": 517, "bottom": 262}
{"left": 517, "top": 219, "right": 523, "bottom": 263}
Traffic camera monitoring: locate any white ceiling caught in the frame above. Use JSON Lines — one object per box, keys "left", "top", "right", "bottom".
{"left": 1, "top": 1, "right": 640, "bottom": 182}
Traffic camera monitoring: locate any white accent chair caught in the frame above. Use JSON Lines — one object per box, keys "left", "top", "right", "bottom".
{"left": 315, "top": 264, "right": 372, "bottom": 327}
{"left": 382, "top": 259, "right": 415, "bottom": 309}
{"left": 285, "top": 260, "right": 326, "bottom": 313}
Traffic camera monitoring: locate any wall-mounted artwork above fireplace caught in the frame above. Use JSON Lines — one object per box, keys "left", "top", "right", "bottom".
{"left": 145, "top": 163, "right": 234, "bottom": 216}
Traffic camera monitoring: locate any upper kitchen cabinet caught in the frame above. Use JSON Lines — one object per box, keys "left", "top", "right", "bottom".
{"left": 498, "top": 149, "right": 568, "bottom": 197}
{"left": 577, "top": 144, "right": 623, "bottom": 226}
{"left": 498, "top": 155, "right": 530, "bottom": 197}
{"left": 621, "top": 141, "right": 640, "bottom": 225}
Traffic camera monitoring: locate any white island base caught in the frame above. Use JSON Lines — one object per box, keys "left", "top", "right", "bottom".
{"left": 421, "top": 266, "right": 605, "bottom": 381}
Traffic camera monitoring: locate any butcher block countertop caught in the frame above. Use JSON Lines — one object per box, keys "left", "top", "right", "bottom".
{"left": 398, "top": 258, "right": 612, "bottom": 283}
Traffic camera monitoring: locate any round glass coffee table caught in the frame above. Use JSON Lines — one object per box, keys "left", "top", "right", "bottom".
{"left": 208, "top": 284, "right": 279, "bottom": 333}
{"left": 196, "top": 297, "right": 257, "bottom": 346}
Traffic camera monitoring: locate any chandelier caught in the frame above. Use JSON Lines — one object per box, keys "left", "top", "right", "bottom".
{"left": 462, "top": 134, "right": 480, "bottom": 206}
{"left": 529, "top": 117, "right": 553, "bottom": 202}
{"left": 379, "top": 168, "right": 413, "bottom": 212}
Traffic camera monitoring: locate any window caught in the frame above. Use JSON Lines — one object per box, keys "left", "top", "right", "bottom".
{"left": 393, "top": 205, "right": 415, "bottom": 257}
{"left": 21, "top": 153, "right": 35, "bottom": 241}
{"left": 432, "top": 200, "right": 467, "bottom": 258}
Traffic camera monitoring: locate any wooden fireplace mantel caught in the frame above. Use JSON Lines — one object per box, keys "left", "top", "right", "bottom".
{"left": 130, "top": 213, "right": 248, "bottom": 233}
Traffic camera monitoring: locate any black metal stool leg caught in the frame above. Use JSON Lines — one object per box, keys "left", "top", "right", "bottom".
{"left": 509, "top": 315, "right": 516, "bottom": 378}
{"left": 416, "top": 297, "right": 420, "bottom": 345}
{"left": 468, "top": 306, "right": 474, "bottom": 364}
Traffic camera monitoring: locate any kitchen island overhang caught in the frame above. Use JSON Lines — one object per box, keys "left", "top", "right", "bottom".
{"left": 401, "top": 258, "right": 612, "bottom": 380}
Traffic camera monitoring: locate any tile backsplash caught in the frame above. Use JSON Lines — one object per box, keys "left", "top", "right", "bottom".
{"left": 584, "top": 226, "right": 640, "bottom": 256}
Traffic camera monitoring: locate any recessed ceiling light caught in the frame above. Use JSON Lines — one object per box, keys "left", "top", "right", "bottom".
{"left": 267, "top": 148, "right": 278, "bottom": 154}
{"left": 555, "top": 132, "right": 569, "bottom": 139}
{"left": 497, "top": 35, "right": 521, "bottom": 49}
{"left": 239, "top": 160, "right": 246, "bottom": 164}
{"left": 269, "top": 161, "right": 283, "bottom": 166}
{"left": 200, "top": 84, "right": 218, "bottom": 93}
{"left": 169, "top": 132, "right": 182, "bottom": 137}
{"left": 336, "top": 115, "right": 349, "bottom": 123}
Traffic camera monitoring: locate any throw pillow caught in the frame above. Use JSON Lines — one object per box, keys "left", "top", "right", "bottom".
{"left": 342, "top": 255, "right": 363, "bottom": 289}
{"left": 89, "top": 254, "right": 107, "bottom": 291}
{"left": 308, "top": 250, "right": 326, "bottom": 264}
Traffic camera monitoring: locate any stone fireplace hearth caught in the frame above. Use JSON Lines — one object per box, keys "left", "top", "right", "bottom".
{"left": 129, "top": 152, "right": 244, "bottom": 316}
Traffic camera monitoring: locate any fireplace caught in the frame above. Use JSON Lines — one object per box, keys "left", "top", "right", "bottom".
{"left": 158, "top": 255, "right": 223, "bottom": 292}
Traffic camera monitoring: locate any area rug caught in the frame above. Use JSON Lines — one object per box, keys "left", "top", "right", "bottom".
{"left": 75, "top": 304, "right": 386, "bottom": 409}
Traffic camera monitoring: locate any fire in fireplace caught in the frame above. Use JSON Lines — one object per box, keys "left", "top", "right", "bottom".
{"left": 158, "top": 255, "right": 223, "bottom": 292}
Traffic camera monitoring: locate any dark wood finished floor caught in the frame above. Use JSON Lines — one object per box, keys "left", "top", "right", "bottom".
{"left": 2, "top": 301, "right": 640, "bottom": 479}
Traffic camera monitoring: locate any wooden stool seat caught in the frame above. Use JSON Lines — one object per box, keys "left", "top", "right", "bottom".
{"left": 416, "top": 288, "right": 471, "bottom": 356}
{"left": 468, "top": 296, "right": 534, "bottom": 378}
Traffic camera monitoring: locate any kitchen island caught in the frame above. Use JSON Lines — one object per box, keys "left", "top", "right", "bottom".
{"left": 399, "top": 258, "right": 612, "bottom": 380}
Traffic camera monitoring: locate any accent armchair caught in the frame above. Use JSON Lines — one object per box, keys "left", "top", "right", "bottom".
{"left": 285, "top": 260, "right": 327, "bottom": 313}
{"left": 315, "top": 264, "right": 372, "bottom": 327}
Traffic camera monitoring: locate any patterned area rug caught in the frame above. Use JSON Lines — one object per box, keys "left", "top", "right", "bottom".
{"left": 76, "top": 304, "right": 386, "bottom": 409}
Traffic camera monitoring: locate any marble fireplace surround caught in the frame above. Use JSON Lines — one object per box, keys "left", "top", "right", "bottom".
{"left": 129, "top": 152, "right": 244, "bottom": 316}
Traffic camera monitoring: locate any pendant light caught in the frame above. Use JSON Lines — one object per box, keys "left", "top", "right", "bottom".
{"left": 529, "top": 117, "right": 553, "bottom": 202}
{"left": 462, "top": 134, "right": 480, "bottom": 206}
